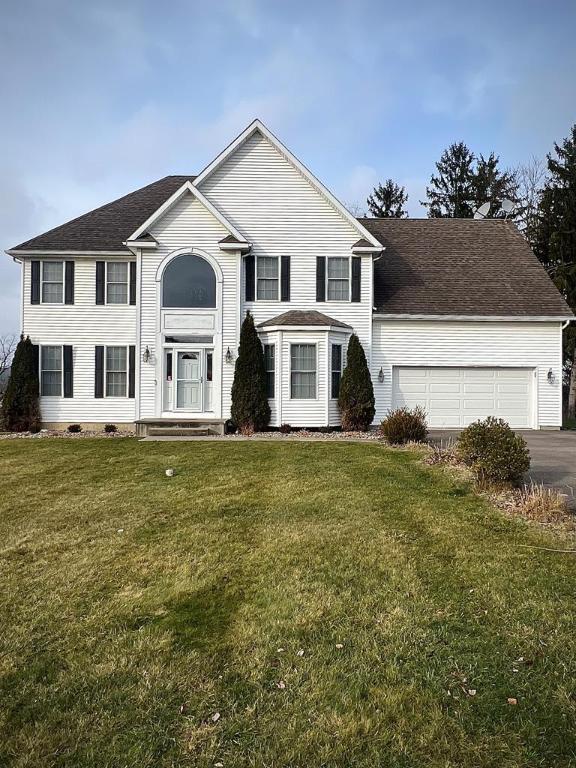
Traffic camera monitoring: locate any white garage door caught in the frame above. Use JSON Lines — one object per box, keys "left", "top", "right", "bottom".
{"left": 392, "top": 367, "right": 534, "bottom": 428}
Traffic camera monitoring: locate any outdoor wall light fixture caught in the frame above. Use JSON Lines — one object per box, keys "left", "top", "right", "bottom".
{"left": 225, "top": 347, "right": 234, "bottom": 364}
{"left": 143, "top": 346, "right": 151, "bottom": 363}
{"left": 378, "top": 367, "right": 385, "bottom": 383}
{"left": 547, "top": 368, "right": 555, "bottom": 385}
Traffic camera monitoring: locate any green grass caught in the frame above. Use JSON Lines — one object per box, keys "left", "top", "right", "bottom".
{"left": 564, "top": 416, "right": 576, "bottom": 430}
{"left": 1, "top": 439, "right": 575, "bottom": 768}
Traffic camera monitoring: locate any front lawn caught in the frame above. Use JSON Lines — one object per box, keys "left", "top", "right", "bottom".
{"left": 0, "top": 440, "right": 575, "bottom": 767}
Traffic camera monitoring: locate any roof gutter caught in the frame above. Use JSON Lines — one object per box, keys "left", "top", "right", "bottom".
{"left": 373, "top": 313, "right": 574, "bottom": 322}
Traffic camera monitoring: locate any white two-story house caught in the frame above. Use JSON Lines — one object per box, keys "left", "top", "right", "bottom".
{"left": 7, "top": 120, "right": 573, "bottom": 434}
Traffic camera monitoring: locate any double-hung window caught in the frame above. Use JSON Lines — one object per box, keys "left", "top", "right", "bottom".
{"left": 290, "top": 344, "right": 316, "bottom": 399}
{"left": 327, "top": 257, "right": 350, "bottom": 301}
{"left": 41, "top": 345, "right": 62, "bottom": 396}
{"left": 263, "top": 344, "right": 275, "bottom": 399}
{"left": 105, "top": 346, "right": 128, "bottom": 397}
{"left": 331, "top": 344, "right": 342, "bottom": 398}
{"left": 41, "top": 262, "right": 64, "bottom": 303}
{"left": 106, "top": 262, "right": 129, "bottom": 304}
{"left": 256, "top": 256, "right": 279, "bottom": 300}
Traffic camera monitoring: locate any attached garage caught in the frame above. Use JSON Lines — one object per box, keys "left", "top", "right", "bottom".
{"left": 392, "top": 366, "right": 535, "bottom": 429}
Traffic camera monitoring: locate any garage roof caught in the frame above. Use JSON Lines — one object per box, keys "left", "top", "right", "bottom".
{"left": 361, "top": 218, "right": 573, "bottom": 318}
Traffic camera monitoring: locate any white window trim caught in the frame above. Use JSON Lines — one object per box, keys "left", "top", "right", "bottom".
{"left": 41, "top": 260, "right": 64, "bottom": 305}
{"left": 256, "top": 255, "right": 280, "bottom": 302}
{"left": 264, "top": 343, "right": 275, "bottom": 400}
{"left": 326, "top": 256, "right": 351, "bottom": 303}
{"left": 330, "top": 343, "right": 343, "bottom": 400}
{"left": 104, "top": 344, "right": 129, "bottom": 398}
{"left": 289, "top": 343, "right": 318, "bottom": 400}
{"left": 105, "top": 261, "right": 130, "bottom": 306}
{"left": 40, "top": 344, "right": 63, "bottom": 397}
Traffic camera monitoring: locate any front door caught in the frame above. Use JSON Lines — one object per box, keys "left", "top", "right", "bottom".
{"left": 176, "top": 351, "right": 202, "bottom": 411}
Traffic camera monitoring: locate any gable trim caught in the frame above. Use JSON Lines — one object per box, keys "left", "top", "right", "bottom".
{"left": 194, "top": 119, "right": 383, "bottom": 250}
{"left": 126, "top": 181, "right": 250, "bottom": 246}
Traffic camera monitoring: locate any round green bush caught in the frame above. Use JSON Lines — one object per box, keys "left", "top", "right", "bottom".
{"left": 379, "top": 406, "right": 428, "bottom": 445}
{"left": 457, "top": 417, "right": 530, "bottom": 486}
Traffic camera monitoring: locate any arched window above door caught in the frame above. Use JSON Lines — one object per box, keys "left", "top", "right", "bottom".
{"left": 162, "top": 254, "right": 216, "bottom": 308}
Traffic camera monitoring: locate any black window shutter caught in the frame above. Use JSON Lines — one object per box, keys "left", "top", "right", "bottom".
{"left": 245, "top": 254, "right": 255, "bottom": 302}
{"left": 95, "top": 346, "right": 104, "bottom": 398}
{"left": 351, "top": 257, "right": 361, "bottom": 302}
{"left": 96, "top": 262, "right": 105, "bottom": 305}
{"left": 129, "top": 262, "right": 136, "bottom": 305}
{"left": 63, "top": 345, "right": 73, "bottom": 397}
{"left": 64, "top": 261, "right": 75, "bottom": 304}
{"left": 316, "top": 256, "right": 326, "bottom": 302}
{"left": 128, "top": 345, "right": 135, "bottom": 399}
{"left": 31, "top": 261, "right": 40, "bottom": 304}
{"left": 280, "top": 255, "right": 290, "bottom": 302}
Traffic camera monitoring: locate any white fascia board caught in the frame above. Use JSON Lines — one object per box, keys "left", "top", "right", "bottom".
{"left": 372, "top": 313, "right": 574, "bottom": 322}
{"left": 127, "top": 181, "right": 250, "bottom": 244}
{"left": 6, "top": 249, "right": 130, "bottom": 258}
{"left": 194, "top": 119, "right": 383, "bottom": 250}
{"left": 218, "top": 242, "right": 251, "bottom": 252}
{"left": 352, "top": 246, "right": 384, "bottom": 254}
{"left": 258, "top": 324, "right": 353, "bottom": 333}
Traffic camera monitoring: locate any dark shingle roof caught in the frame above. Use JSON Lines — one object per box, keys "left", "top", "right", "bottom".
{"left": 361, "top": 218, "right": 572, "bottom": 317}
{"left": 258, "top": 310, "right": 352, "bottom": 329}
{"left": 11, "top": 175, "right": 195, "bottom": 252}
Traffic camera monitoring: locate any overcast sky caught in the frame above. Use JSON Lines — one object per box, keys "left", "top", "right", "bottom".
{"left": 1, "top": 0, "right": 575, "bottom": 334}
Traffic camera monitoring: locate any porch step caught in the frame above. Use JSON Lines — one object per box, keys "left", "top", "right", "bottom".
{"left": 148, "top": 427, "right": 211, "bottom": 437}
{"left": 135, "top": 418, "right": 226, "bottom": 438}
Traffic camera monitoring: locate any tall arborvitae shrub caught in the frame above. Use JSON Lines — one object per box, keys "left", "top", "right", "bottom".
{"left": 338, "top": 334, "right": 375, "bottom": 431}
{"left": 2, "top": 335, "right": 41, "bottom": 432}
{"left": 230, "top": 312, "right": 270, "bottom": 434}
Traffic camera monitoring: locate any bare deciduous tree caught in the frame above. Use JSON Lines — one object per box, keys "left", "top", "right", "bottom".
{"left": 0, "top": 334, "right": 17, "bottom": 392}
{"left": 515, "top": 156, "right": 547, "bottom": 246}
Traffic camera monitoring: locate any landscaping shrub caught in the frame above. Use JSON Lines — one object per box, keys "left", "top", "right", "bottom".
{"left": 231, "top": 312, "right": 270, "bottom": 434}
{"left": 279, "top": 423, "right": 292, "bottom": 434}
{"left": 338, "top": 334, "right": 375, "bottom": 431}
{"left": 104, "top": 424, "right": 117, "bottom": 433}
{"left": 1, "top": 335, "right": 41, "bottom": 432}
{"left": 380, "top": 406, "right": 428, "bottom": 445}
{"left": 67, "top": 424, "right": 82, "bottom": 433}
{"left": 457, "top": 417, "right": 530, "bottom": 487}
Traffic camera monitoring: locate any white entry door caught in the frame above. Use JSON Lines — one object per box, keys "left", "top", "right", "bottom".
{"left": 176, "top": 351, "right": 202, "bottom": 411}
{"left": 392, "top": 367, "right": 534, "bottom": 428}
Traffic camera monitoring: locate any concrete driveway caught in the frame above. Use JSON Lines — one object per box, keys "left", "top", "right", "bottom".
{"left": 430, "top": 429, "right": 576, "bottom": 500}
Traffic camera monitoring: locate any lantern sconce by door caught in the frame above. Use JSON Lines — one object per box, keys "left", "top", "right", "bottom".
{"left": 378, "top": 367, "right": 385, "bottom": 383}
{"left": 143, "top": 345, "right": 151, "bottom": 363}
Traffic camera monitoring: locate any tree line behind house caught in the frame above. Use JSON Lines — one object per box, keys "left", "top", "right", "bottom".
{"left": 361, "top": 122, "right": 576, "bottom": 421}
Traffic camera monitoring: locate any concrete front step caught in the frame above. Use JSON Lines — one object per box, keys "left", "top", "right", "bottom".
{"left": 135, "top": 419, "right": 226, "bottom": 437}
{"left": 147, "top": 427, "right": 211, "bottom": 437}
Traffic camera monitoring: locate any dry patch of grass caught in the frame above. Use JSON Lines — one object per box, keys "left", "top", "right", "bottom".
{"left": 1, "top": 440, "right": 576, "bottom": 767}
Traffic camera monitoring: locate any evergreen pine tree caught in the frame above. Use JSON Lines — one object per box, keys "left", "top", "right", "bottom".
{"left": 421, "top": 142, "right": 476, "bottom": 217}
{"left": 472, "top": 152, "right": 518, "bottom": 218}
{"left": 230, "top": 312, "right": 271, "bottom": 433}
{"left": 367, "top": 179, "right": 409, "bottom": 218}
{"left": 533, "top": 124, "right": 576, "bottom": 418}
{"left": 338, "top": 334, "right": 375, "bottom": 431}
{"left": 2, "top": 335, "right": 41, "bottom": 432}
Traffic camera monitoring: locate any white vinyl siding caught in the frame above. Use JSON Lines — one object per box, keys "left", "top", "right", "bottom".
{"left": 199, "top": 131, "right": 373, "bottom": 358}
{"left": 257, "top": 256, "right": 279, "bottom": 300}
{"left": 22, "top": 258, "right": 137, "bottom": 423}
{"left": 40, "top": 345, "right": 62, "bottom": 396}
{"left": 291, "top": 344, "right": 316, "bottom": 399}
{"left": 106, "top": 262, "right": 129, "bottom": 304}
{"left": 41, "top": 261, "right": 64, "bottom": 304}
{"left": 105, "top": 346, "right": 128, "bottom": 397}
{"left": 372, "top": 320, "right": 564, "bottom": 429}
{"left": 327, "top": 257, "right": 349, "bottom": 301}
